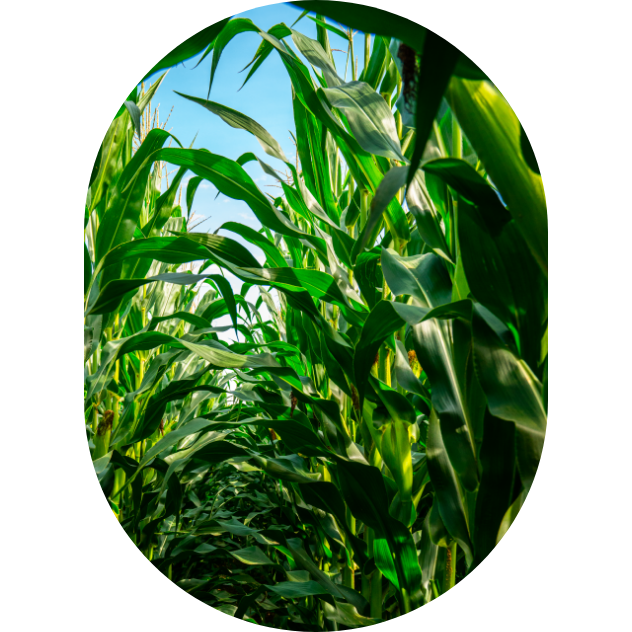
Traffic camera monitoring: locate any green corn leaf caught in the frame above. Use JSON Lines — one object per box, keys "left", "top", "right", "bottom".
{"left": 459, "top": 202, "right": 546, "bottom": 371}
{"left": 185, "top": 176, "right": 203, "bottom": 218}
{"left": 93, "top": 236, "right": 210, "bottom": 282}
{"left": 322, "top": 601, "right": 381, "bottom": 628}
{"left": 95, "top": 128, "right": 177, "bottom": 266}
{"left": 238, "top": 267, "right": 349, "bottom": 307}
{"left": 446, "top": 78, "right": 548, "bottom": 275}
{"left": 266, "top": 580, "right": 327, "bottom": 598}
{"left": 423, "top": 157, "right": 511, "bottom": 234}
{"left": 143, "top": 166, "right": 188, "bottom": 237}
{"left": 141, "top": 18, "right": 231, "bottom": 81}
{"left": 426, "top": 408, "right": 473, "bottom": 564}
{"left": 333, "top": 457, "right": 423, "bottom": 608}
{"left": 208, "top": 18, "right": 261, "bottom": 96}
{"left": 123, "top": 101, "right": 141, "bottom": 139}
{"left": 353, "top": 300, "right": 404, "bottom": 401}
{"left": 362, "top": 35, "right": 389, "bottom": 89}
{"left": 157, "top": 148, "right": 314, "bottom": 242}
{"left": 252, "top": 455, "right": 321, "bottom": 484}
{"left": 308, "top": 16, "right": 348, "bottom": 41}
{"left": 354, "top": 166, "right": 408, "bottom": 255}
{"left": 291, "top": 29, "right": 342, "bottom": 87}
{"left": 185, "top": 232, "right": 261, "bottom": 268}
{"left": 323, "top": 81, "right": 406, "bottom": 162}
{"left": 428, "top": 502, "right": 451, "bottom": 547}
{"left": 379, "top": 416, "right": 415, "bottom": 527}
{"left": 264, "top": 419, "right": 330, "bottom": 457}
{"left": 299, "top": 481, "right": 367, "bottom": 564}
{"left": 147, "top": 311, "right": 211, "bottom": 331}
{"left": 290, "top": 2, "right": 425, "bottom": 53}
{"left": 89, "top": 144, "right": 103, "bottom": 194}
{"left": 237, "top": 23, "right": 292, "bottom": 91}
{"left": 139, "top": 417, "right": 218, "bottom": 468}
{"left": 381, "top": 248, "right": 452, "bottom": 308}
{"left": 84, "top": 243, "right": 92, "bottom": 295}
{"left": 88, "top": 272, "right": 219, "bottom": 316}
{"left": 420, "top": 513, "right": 441, "bottom": 602}
{"left": 353, "top": 250, "right": 383, "bottom": 309}
{"left": 176, "top": 93, "right": 289, "bottom": 162}
{"left": 412, "top": 310, "right": 479, "bottom": 492}
{"left": 89, "top": 110, "right": 133, "bottom": 213}
{"left": 406, "top": 169, "right": 452, "bottom": 263}
{"left": 230, "top": 546, "right": 274, "bottom": 565}
{"left": 520, "top": 124, "right": 540, "bottom": 174}
{"left": 369, "top": 375, "right": 416, "bottom": 426}
{"left": 472, "top": 307, "right": 546, "bottom": 490}
{"left": 406, "top": 32, "right": 460, "bottom": 187}
{"left": 471, "top": 410, "right": 516, "bottom": 569}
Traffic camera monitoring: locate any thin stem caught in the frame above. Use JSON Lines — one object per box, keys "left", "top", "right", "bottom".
{"left": 370, "top": 555, "right": 382, "bottom": 618}
{"left": 445, "top": 541, "right": 457, "bottom": 590}
{"left": 452, "top": 115, "right": 462, "bottom": 159}
{"left": 360, "top": 188, "right": 369, "bottom": 232}
{"left": 350, "top": 31, "right": 356, "bottom": 81}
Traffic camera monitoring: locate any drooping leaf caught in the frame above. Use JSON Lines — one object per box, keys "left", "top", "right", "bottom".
{"left": 207, "top": 18, "right": 260, "bottom": 96}
{"left": 323, "top": 81, "right": 406, "bottom": 162}
{"left": 406, "top": 32, "right": 461, "bottom": 187}
{"left": 472, "top": 308, "right": 546, "bottom": 489}
{"left": 406, "top": 169, "right": 452, "bottom": 263}
{"left": 412, "top": 309, "right": 479, "bottom": 492}
{"left": 95, "top": 129, "right": 176, "bottom": 266}
{"left": 472, "top": 410, "right": 516, "bottom": 569}
{"left": 333, "top": 457, "right": 423, "bottom": 608}
{"left": 217, "top": 222, "right": 288, "bottom": 268}
{"left": 458, "top": 203, "right": 546, "bottom": 371}
{"left": 446, "top": 78, "right": 548, "bottom": 275}
{"left": 176, "top": 93, "right": 289, "bottom": 163}
{"left": 425, "top": 408, "right": 473, "bottom": 564}
{"left": 141, "top": 18, "right": 231, "bottom": 81}
{"left": 230, "top": 546, "right": 274, "bottom": 565}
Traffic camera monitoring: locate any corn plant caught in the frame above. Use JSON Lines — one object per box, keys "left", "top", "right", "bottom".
{"left": 84, "top": 3, "right": 547, "bottom": 628}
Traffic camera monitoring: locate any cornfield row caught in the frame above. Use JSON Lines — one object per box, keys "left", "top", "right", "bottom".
{"left": 84, "top": 2, "right": 547, "bottom": 628}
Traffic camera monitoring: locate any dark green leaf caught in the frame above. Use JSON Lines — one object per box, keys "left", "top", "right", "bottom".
{"left": 472, "top": 308, "right": 546, "bottom": 489}
{"left": 217, "top": 222, "right": 287, "bottom": 268}
{"left": 472, "top": 410, "right": 516, "bottom": 569}
{"left": 426, "top": 408, "right": 473, "bottom": 563}
{"left": 84, "top": 243, "right": 92, "bottom": 295}
{"left": 406, "top": 32, "right": 460, "bottom": 187}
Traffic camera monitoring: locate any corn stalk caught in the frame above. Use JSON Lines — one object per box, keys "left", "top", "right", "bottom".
{"left": 84, "top": 5, "right": 547, "bottom": 628}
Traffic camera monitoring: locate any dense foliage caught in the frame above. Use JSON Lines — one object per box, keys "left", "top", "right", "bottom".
{"left": 84, "top": 3, "right": 547, "bottom": 628}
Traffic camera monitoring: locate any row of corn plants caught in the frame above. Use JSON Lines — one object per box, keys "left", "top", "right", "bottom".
{"left": 84, "top": 2, "right": 547, "bottom": 628}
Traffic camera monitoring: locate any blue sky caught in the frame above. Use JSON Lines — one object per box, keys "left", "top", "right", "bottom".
{"left": 130, "top": 2, "right": 372, "bottom": 335}
{"left": 140, "top": 2, "right": 366, "bottom": 236}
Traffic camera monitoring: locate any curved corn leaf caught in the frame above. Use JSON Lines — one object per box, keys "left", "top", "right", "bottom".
{"left": 176, "top": 93, "right": 289, "bottom": 163}
{"left": 472, "top": 308, "right": 546, "bottom": 490}
{"left": 446, "top": 78, "right": 548, "bottom": 275}
{"left": 208, "top": 18, "right": 260, "bottom": 96}
{"left": 426, "top": 408, "right": 473, "bottom": 563}
{"left": 323, "top": 81, "right": 406, "bottom": 162}
{"left": 412, "top": 309, "right": 479, "bottom": 492}
{"left": 141, "top": 19, "right": 231, "bottom": 81}
{"left": 406, "top": 32, "right": 460, "bottom": 187}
